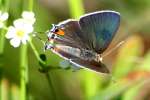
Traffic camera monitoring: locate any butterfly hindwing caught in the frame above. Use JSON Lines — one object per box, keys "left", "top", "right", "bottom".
{"left": 71, "top": 59, "right": 109, "bottom": 73}
{"left": 51, "top": 45, "right": 109, "bottom": 73}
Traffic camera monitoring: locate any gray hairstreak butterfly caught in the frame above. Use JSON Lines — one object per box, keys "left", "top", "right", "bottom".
{"left": 45, "top": 10, "right": 120, "bottom": 73}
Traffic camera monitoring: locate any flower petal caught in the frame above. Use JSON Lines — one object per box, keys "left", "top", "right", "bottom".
{"left": 5, "top": 26, "right": 16, "bottom": 39}
{"left": 22, "top": 11, "right": 35, "bottom": 19}
{"left": 0, "top": 22, "right": 4, "bottom": 28}
{"left": 22, "top": 11, "right": 35, "bottom": 25}
{"left": 23, "top": 25, "right": 33, "bottom": 34}
{"left": 22, "top": 34, "right": 29, "bottom": 44}
{"left": 14, "top": 18, "right": 33, "bottom": 33}
{"left": 24, "top": 18, "right": 35, "bottom": 25}
{"left": 10, "top": 38, "right": 21, "bottom": 48}
{"left": 13, "top": 19, "right": 25, "bottom": 29}
{"left": 0, "top": 12, "right": 9, "bottom": 21}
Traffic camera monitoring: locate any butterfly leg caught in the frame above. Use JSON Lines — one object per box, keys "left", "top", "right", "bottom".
{"left": 59, "top": 59, "right": 82, "bottom": 71}
{"left": 70, "top": 61, "right": 83, "bottom": 72}
{"left": 44, "top": 42, "right": 54, "bottom": 51}
{"left": 95, "top": 54, "right": 103, "bottom": 63}
{"left": 67, "top": 58, "right": 83, "bottom": 72}
{"left": 59, "top": 59, "right": 70, "bottom": 69}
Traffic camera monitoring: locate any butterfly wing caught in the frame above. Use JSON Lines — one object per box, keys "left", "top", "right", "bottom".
{"left": 71, "top": 59, "right": 109, "bottom": 73}
{"left": 48, "top": 11, "right": 120, "bottom": 73}
{"left": 79, "top": 11, "right": 120, "bottom": 54}
{"left": 55, "top": 19, "right": 90, "bottom": 49}
{"left": 51, "top": 45, "right": 109, "bottom": 73}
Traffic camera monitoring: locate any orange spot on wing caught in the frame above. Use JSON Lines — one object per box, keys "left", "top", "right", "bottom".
{"left": 55, "top": 29, "right": 65, "bottom": 36}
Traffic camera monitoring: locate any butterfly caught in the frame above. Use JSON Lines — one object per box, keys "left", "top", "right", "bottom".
{"left": 45, "top": 10, "right": 120, "bottom": 73}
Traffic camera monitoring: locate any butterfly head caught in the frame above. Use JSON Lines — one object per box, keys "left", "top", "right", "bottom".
{"left": 45, "top": 24, "right": 65, "bottom": 50}
{"left": 50, "top": 24, "right": 65, "bottom": 35}
{"left": 47, "top": 24, "right": 65, "bottom": 40}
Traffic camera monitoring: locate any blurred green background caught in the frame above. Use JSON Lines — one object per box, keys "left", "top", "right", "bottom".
{"left": 0, "top": 0, "right": 150, "bottom": 100}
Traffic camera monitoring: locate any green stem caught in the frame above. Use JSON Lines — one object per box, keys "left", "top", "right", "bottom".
{"left": 29, "top": 38, "right": 57, "bottom": 99}
{"left": 45, "top": 73, "right": 56, "bottom": 100}
{"left": 0, "top": 0, "right": 9, "bottom": 98}
{"left": 68, "top": 0, "right": 84, "bottom": 18}
{"left": 28, "top": 0, "right": 33, "bottom": 11}
{"left": 19, "top": 0, "right": 33, "bottom": 99}
{"left": 29, "top": 39, "right": 61, "bottom": 69}
{"left": 0, "top": 32, "right": 5, "bottom": 55}
{"left": 0, "top": 0, "right": 3, "bottom": 9}
{"left": 20, "top": 44, "right": 28, "bottom": 100}
{"left": 0, "top": 79, "right": 2, "bottom": 100}
{"left": 0, "top": 8, "right": 3, "bottom": 100}
{"left": 0, "top": 25, "right": 7, "bottom": 55}
{"left": 28, "top": 39, "right": 46, "bottom": 65}
{"left": 0, "top": 0, "right": 9, "bottom": 54}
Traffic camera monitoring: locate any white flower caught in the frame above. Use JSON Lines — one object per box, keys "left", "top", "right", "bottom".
{"left": 0, "top": 11, "right": 9, "bottom": 28}
{"left": 5, "top": 19, "right": 33, "bottom": 47}
{"left": 22, "top": 11, "right": 35, "bottom": 25}
{"left": 5, "top": 10, "right": 36, "bottom": 48}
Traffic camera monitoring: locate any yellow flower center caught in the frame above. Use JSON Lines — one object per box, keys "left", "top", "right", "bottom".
{"left": 16, "top": 30, "right": 25, "bottom": 38}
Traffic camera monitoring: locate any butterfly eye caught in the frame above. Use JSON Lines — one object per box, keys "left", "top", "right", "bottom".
{"left": 54, "top": 29, "right": 65, "bottom": 36}
{"left": 55, "top": 29, "right": 59, "bottom": 32}
{"left": 50, "top": 24, "right": 65, "bottom": 36}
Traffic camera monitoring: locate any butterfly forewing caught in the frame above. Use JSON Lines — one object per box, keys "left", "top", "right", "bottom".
{"left": 79, "top": 11, "right": 120, "bottom": 53}
{"left": 55, "top": 20, "right": 89, "bottom": 49}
